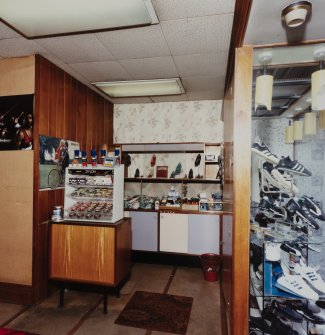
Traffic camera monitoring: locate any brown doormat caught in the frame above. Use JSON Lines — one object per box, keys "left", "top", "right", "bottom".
{"left": 115, "top": 291, "right": 193, "bottom": 334}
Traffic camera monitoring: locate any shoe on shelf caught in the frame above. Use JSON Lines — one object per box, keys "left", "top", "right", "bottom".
{"left": 275, "top": 156, "right": 312, "bottom": 176}
{"left": 269, "top": 300, "right": 303, "bottom": 322}
{"left": 291, "top": 261, "right": 325, "bottom": 295}
{"left": 194, "top": 154, "right": 201, "bottom": 167}
{"left": 274, "top": 265, "right": 319, "bottom": 300}
{"left": 249, "top": 316, "right": 273, "bottom": 334}
{"left": 251, "top": 141, "right": 280, "bottom": 164}
{"left": 285, "top": 198, "right": 320, "bottom": 230}
{"left": 288, "top": 300, "right": 325, "bottom": 324}
{"left": 265, "top": 242, "right": 281, "bottom": 262}
{"left": 150, "top": 154, "right": 156, "bottom": 167}
{"left": 301, "top": 195, "right": 325, "bottom": 221}
{"left": 134, "top": 168, "right": 140, "bottom": 178}
{"left": 262, "top": 162, "right": 299, "bottom": 195}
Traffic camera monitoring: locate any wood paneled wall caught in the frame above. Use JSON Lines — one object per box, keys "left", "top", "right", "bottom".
{"left": 221, "top": 46, "right": 252, "bottom": 335}
{"left": 33, "top": 55, "right": 114, "bottom": 302}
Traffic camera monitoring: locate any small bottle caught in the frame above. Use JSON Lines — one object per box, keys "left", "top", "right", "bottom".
{"left": 100, "top": 149, "right": 107, "bottom": 165}
{"left": 81, "top": 150, "right": 87, "bottom": 167}
{"left": 73, "top": 149, "right": 80, "bottom": 167}
{"left": 91, "top": 149, "right": 97, "bottom": 167}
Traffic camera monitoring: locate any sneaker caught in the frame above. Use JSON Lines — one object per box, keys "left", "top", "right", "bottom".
{"left": 265, "top": 242, "right": 281, "bottom": 262}
{"left": 292, "top": 261, "right": 325, "bottom": 294}
{"left": 194, "top": 154, "right": 201, "bottom": 167}
{"left": 262, "top": 163, "right": 299, "bottom": 195}
{"left": 150, "top": 154, "right": 156, "bottom": 167}
{"left": 276, "top": 156, "right": 312, "bottom": 176}
{"left": 252, "top": 142, "right": 280, "bottom": 164}
{"left": 301, "top": 195, "right": 325, "bottom": 221}
{"left": 288, "top": 300, "right": 325, "bottom": 324}
{"left": 286, "top": 198, "right": 319, "bottom": 230}
{"left": 276, "top": 272, "right": 319, "bottom": 300}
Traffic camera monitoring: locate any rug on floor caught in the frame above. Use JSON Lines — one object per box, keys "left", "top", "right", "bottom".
{"left": 115, "top": 290, "right": 193, "bottom": 335}
{"left": 0, "top": 329, "right": 38, "bottom": 335}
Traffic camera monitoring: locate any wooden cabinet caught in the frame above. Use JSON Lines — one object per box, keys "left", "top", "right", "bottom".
{"left": 159, "top": 212, "right": 220, "bottom": 254}
{"left": 49, "top": 218, "right": 131, "bottom": 286}
{"left": 127, "top": 211, "right": 158, "bottom": 251}
{"left": 188, "top": 214, "right": 220, "bottom": 254}
{"left": 160, "top": 213, "right": 188, "bottom": 253}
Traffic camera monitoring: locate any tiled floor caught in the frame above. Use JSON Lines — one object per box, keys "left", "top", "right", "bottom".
{"left": 0, "top": 264, "right": 221, "bottom": 335}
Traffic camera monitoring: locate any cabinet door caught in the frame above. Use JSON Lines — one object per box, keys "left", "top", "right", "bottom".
{"left": 188, "top": 214, "right": 219, "bottom": 254}
{"left": 160, "top": 213, "right": 188, "bottom": 253}
{"left": 130, "top": 211, "right": 158, "bottom": 251}
{"left": 50, "top": 224, "right": 115, "bottom": 285}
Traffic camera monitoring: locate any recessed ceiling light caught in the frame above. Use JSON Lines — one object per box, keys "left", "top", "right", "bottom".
{"left": 92, "top": 79, "right": 185, "bottom": 98}
{"left": 0, "top": 0, "right": 158, "bottom": 39}
{"left": 281, "top": 1, "right": 312, "bottom": 28}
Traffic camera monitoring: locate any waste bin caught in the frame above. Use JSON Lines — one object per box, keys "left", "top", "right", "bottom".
{"left": 200, "top": 253, "right": 221, "bottom": 282}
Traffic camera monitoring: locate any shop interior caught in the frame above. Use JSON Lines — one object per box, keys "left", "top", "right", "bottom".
{"left": 1, "top": 1, "right": 325, "bottom": 335}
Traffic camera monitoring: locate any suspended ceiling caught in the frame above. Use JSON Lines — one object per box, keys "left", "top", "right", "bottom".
{"left": 1, "top": 0, "right": 325, "bottom": 106}
{"left": 0, "top": 0, "right": 236, "bottom": 104}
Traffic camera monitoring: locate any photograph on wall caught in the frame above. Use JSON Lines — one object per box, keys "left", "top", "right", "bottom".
{"left": 39, "top": 135, "right": 80, "bottom": 190}
{"left": 0, "top": 94, "right": 34, "bottom": 151}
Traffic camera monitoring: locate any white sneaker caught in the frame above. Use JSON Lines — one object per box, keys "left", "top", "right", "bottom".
{"left": 293, "top": 260, "right": 325, "bottom": 294}
{"left": 265, "top": 242, "right": 281, "bottom": 262}
{"left": 276, "top": 272, "right": 319, "bottom": 300}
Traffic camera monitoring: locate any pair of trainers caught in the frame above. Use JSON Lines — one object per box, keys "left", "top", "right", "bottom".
{"left": 252, "top": 141, "right": 312, "bottom": 177}
{"left": 280, "top": 242, "right": 325, "bottom": 296}
{"left": 262, "top": 162, "right": 299, "bottom": 196}
{"left": 285, "top": 197, "right": 322, "bottom": 230}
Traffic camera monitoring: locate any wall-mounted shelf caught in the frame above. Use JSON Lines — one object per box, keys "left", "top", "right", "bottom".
{"left": 125, "top": 177, "right": 222, "bottom": 184}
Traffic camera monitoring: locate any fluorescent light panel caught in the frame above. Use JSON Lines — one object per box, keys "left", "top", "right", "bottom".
{"left": 93, "top": 79, "right": 185, "bottom": 98}
{"left": 1, "top": 0, "right": 158, "bottom": 38}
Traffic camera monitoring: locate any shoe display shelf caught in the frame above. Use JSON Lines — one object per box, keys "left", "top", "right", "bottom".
{"left": 120, "top": 142, "right": 223, "bottom": 181}
{"left": 122, "top": 142, "right": 225, "bottom": 213}
{"left": 63, "top": 165, "right": 124, "bottom": 223}
{"left": 250, "top": 141, "right": 325, "bottom": 335}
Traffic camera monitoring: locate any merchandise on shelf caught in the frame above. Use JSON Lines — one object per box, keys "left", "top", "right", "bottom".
{"left": 64, "top": 165, "right": 124, "bottom": 223}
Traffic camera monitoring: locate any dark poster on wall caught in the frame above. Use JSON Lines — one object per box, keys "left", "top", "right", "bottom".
{"left": 0, "top": 94, "right": 34, "bottom": 151}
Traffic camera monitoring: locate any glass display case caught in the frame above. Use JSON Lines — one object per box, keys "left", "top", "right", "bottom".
{"left": 63, "top": 165, "right": 124, "bottom": 223}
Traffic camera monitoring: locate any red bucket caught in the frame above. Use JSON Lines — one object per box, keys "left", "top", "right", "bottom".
{"left": 200, "top": 253, "right": 221, "bottom": 282}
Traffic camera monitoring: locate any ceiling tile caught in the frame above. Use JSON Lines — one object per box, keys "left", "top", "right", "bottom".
{"left": 151, "top": 94, "right": 188, "bottom": 103}
{"left": 119, "top": 56, "right": 179, "bottom": 79}
{"left": 36, "top": 34, "right": 114, "bottom": 64}
{"left": 0, "top": 38, "right": 45, "bottom": 58}
{"left": 0, "top": 22, "right": 21, "bottom": 39}
{"left": 174, "top": 53, "right": 228, "bottom": 77}
{"left": 187, "top": 90, "right": 222, "bottom": 101}
{"left": 95, "top": 25, "right": 170, "bottom": 60}
{"left": 152, "top": 0, "right": 235, "bottom": 20}
{"left": 69, "top": 61, "right": 132, "bottom": 82}
{"left": 161, "top": 14, "right": 233, "bottom": 56}
{"left": 182, "top": 76, "right": 225, "bottom": 92}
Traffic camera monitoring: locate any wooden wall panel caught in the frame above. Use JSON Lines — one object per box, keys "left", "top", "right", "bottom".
{"left": 0, "top": 151, "right": 33, "bottom": 285}
{"left": 33, "top": 55, "right": 114, "bottom": 302}
{"left": 0, "top": 56, "right": 35, "bottom": 96}
{"left": 221, "top": 46, "right": 252, "bottom": 335}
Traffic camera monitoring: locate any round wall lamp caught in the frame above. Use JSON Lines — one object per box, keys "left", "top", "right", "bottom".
{"left": 281, "top": 1, "right": 312, "bottom": 28}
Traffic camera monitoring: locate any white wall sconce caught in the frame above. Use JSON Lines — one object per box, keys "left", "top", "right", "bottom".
{"left": 281, "top": 1, "right": 312, "bottom": 28}
{"left": 304, "top": 110, "right": 317, "bottom": 135}
{"left": 285, "top": 121, "right": 294, "bottom": 144}
{"left": 312, "top": 47, "right": 325, "bottom": 110}
{"left": 319, "top": 110, "right": 325, "bottom": 129}
{"left": 255, "top": 52, "right": 273, "bottom": 112}
{"left": 293, "top": 120, "right": 303, "bottom": 140}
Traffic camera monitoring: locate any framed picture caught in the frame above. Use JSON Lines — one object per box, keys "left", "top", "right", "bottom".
{"left": 156, "top": 166, "right": 168, "bottom": 178}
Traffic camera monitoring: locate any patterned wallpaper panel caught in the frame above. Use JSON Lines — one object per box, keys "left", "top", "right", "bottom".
{"left": 114, "top": 100, "right": 223, "bottom": 144}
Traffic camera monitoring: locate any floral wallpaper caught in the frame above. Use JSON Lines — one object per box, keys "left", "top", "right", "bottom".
{"left": 114, "top": 100, "right": 223, "bottom": 144}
